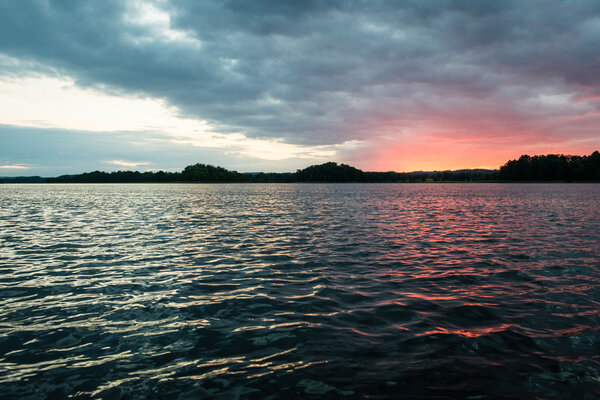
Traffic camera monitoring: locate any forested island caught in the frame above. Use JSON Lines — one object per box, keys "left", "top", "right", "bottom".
{"left": 1, "top": 151, "right": 599, "bottom": 183}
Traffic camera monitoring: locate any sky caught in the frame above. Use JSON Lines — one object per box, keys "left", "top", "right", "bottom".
{"left": 1, "top": 0, "right": 599, "bottom": 176}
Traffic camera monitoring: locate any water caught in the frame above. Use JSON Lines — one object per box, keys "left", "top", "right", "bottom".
{"left": 1, "top": 183, "right": 599, "bottom": 399}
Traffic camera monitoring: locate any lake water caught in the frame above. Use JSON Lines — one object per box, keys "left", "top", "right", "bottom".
{"left": 1, "top": 183, "right": 599, "bottom": 399}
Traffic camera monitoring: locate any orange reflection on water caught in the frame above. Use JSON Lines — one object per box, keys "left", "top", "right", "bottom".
{"left": 402, "top": 292, "right": 458, "bottom": 301}
{"left": 418, "top": 323, "right": 514, "bottom": 338}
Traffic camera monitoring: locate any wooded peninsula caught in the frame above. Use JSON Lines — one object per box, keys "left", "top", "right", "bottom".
{"left": 2, "top": 151, "right": 599, "bottom": 183}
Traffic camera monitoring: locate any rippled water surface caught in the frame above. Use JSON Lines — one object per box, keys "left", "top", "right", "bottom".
{"left": 1, "top": 183, "right": 599, "bottom": 399}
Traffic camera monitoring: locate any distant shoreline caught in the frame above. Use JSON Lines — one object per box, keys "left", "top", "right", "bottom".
{"left": 3, "top": 180, "right": 600, "bottom": 185}
{"left": 2, "top": 151, "right": 599, "bottom": 183}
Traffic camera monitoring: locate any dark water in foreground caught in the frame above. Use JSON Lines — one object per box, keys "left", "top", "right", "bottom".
{"left": 1, "top": 183, "right": 599, "bottom": 399}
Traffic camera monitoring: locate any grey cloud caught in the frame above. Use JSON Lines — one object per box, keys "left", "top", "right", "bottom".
{"left": 0, "top": 0, "right": 599, "bottom": 145}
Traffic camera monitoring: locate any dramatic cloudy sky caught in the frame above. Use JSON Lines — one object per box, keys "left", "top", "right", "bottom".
{"left": 1, "top": 0, "right": 599, "bottom": 175}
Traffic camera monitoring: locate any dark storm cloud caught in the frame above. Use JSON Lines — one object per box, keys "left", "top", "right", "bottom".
{"left": 1, "top": 0, "right": 599, "bottom": 145}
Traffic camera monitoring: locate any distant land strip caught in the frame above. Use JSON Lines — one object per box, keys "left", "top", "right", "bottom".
{"left": 1, "top": 152, "right": 599, "bottom": 183}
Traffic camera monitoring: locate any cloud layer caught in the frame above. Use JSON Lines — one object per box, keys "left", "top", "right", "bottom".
{"left": 1, "top": 0, "right": 599, "bottom": 171}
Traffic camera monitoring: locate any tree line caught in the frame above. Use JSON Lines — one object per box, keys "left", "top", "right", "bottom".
{"left": 43, "top": 161, "right": 498, "bottom": 183}
{"left": 46, "top": 170, "right": 181, "bottom": 183}
{"left": 498, "top": 151, "right": 600, "bottom": 181}
{"left": 4, "top": 151, "right": 599, "bottom": 183}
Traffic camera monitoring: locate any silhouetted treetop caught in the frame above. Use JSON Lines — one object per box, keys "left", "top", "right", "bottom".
{"left": 181, "top": 163, "right": 250, "bottom": 182}
{"left": 499, "top": 151, "right": 600, "bottom": 181}
{"left": 295, "top": 162, "right": 365, "bottom": 182}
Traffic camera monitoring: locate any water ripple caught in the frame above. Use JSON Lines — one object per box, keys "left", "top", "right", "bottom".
{"left": 0, "top": 183, "right": 599, "bottom": 399}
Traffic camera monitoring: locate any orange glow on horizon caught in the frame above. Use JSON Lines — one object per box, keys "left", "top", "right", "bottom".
{"left": 343, "top": 107, "right": 600, "bottom": 172}
{"left": 347, "top": 123, "right": 599, "bottom": 172}
{"left": 364, "top": 143, "right": 599, "bottom": 173}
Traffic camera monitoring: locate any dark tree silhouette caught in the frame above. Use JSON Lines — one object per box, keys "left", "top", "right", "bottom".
{"left": 0, "top": 176, "right": 46, "bottom": 183}
{"left": 294, "top": 162, "right": 365, "bottom": 182}
{"left": 499, "top": 151, "right": 600, "bottom": 181}
{"left": 47, "top": 170, "right": 181, "bottom": 183}
{"left": 181, "top": 163, "right": 250, "bottom": 182}
{"left": 250, "top": 172, "right": 294, "bottom": 183}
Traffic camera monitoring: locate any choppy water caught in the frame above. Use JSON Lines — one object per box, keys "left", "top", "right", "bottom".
{"left": 1, "top": 183, "right": 599, "bottom": 399}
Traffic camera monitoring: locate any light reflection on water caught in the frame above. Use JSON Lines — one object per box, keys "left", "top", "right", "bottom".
{"left": 0, "top": 183, "right": 599, "bottom": 399}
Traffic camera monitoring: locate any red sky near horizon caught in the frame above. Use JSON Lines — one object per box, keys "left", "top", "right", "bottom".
{"left": 347, "top": 106, "right": 600, "bottom": 172}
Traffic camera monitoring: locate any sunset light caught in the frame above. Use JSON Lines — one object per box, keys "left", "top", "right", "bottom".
{"left": 1, "top": 2, "right": 599, "bottom": 399}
